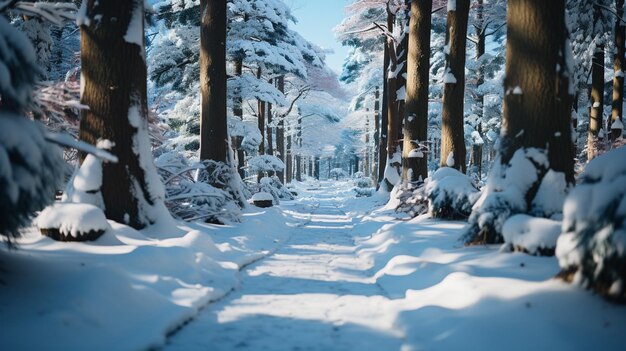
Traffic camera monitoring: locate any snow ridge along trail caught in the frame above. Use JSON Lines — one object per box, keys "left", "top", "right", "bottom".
{"left": 165, "top": 184, "right": 404, "bottom": 351}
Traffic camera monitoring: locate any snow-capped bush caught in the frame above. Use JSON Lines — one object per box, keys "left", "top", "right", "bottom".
{"left": 351, "top": 172, "right": 373, "bottom": 197}
{"left": 155, "top": 152, "right": 243, "bottom": 223}
{"left": 389, "top": 181, "right": 429, "bottom": 218}
{"left": 425, "top": 167, "right": 480, "bottom": 219}
{"left": 556, "top": 146, "right": 626, "bottom": 303}
{"left": 501, "top": 214, "right": 561, "bottom": 256}
{"left": 253, "top": 176, "right": 294, "bottom": 205}
{"left": 463, "top": 148, "right": 568, "bottom": 245}
{"left": 247, "top": 155, "right": 285, "bottom": 175}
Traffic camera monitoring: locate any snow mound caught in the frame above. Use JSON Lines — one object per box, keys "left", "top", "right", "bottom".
{"left": 501, "top": 214, "right": 561, "bottom": 256}
{"left": 556, "top": 146, "right": 626, "bottom": 302}
{"left": 425, "top": 167, "right": 480, "bottom": 219}
{"left": 35, "top": 203, "right": 110, "bottom": 241}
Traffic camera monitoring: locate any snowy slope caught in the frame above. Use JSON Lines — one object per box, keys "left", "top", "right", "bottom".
{"left": 0, "top": 205, "right": 300, "bottom": 351}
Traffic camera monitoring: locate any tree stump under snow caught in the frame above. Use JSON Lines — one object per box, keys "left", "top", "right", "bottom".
{"left": 36, "top": 203, "right": 110, "bottom": 242}
{"left": 252, "top": 192, "right": 274, "bottom": 208}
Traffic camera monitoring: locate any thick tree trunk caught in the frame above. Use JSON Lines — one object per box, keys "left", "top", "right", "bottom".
{"left": 402, "top": 0, "right": 432, "bottom": 182}
{"left": 200, "top": 0, "right": 228, "bottom": 163}
{"left": 276, "top": 76, "right": 285, "bottom": 182}
{"left": 79, "top": 0, "right": 165, "bottom": 229}
{"left": 501, "top": 0, "right": 574, "bottom": 180}
{"left": 314, "top": 156, "right": 320, "bottom": 180}
{"left": 233, "top": 58, "right": 246, "bottom": 179}
{"left": 440, "top": 0, "right": 469, "bottom": 173}
{"left": 612, "top": 0, "right": 625, "bottom": 142}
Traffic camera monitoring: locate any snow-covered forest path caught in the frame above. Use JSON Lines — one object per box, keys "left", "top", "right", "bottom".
{"left": 165, "top": 185, "right": 403, "bottom": 350}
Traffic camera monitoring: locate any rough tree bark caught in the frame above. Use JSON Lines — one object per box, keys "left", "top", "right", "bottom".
{"left": 402, "top": 0, "right": 432, "bottom": 182}
{"left": 373, "top": 86, "right": 380, "bottom": 183}
{"left": 200, "top": 0, "right": 228, "bottom": 163}
{"left": 500, "top": 0, "right": 574, "bottom": 180}
{"left": 440, "top": 0, "right": 470, "bottom": 173}
{"left": 79, "top": 0, "right": 165, "bottom": 229}
{"left": 612, "top": 0, "right": 625, "bottom": 141}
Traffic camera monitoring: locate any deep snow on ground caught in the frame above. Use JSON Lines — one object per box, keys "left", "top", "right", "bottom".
{"left": 2, "top": 180, "right": 626, "bottom": 350}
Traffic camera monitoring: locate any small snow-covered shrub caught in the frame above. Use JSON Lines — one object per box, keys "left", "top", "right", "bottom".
{"left": 556, "top": 146, "right": 626, "bottom": 303}
{"left": 155, "top": 153, "right": 243, "bottom": 223}
{"left": 501, "top": 214, "right": 561, "bottom": 256}
{"left": 247, "top": 155, "right": 285, "bottom": 176}
{"left": 352, "top": 173, "right": 373, "bottom": 197}
{"left": 389, "top": 181, "right": 429, "bottom": 218}
{"left": 463, "top": 148, "right": 569, "bottom": 245}
{"left": 36, "top": 203, "right": 109, "bottom": 242}
{"left": 253, "top": 176, "right": 294, "bottom": 205}
{"left": 425, "top": 167, "right": 480, "bottom": 219}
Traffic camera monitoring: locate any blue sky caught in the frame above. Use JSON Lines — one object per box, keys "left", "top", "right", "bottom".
{"left": 288, "top": 0, "right": 350, "bottom": 74}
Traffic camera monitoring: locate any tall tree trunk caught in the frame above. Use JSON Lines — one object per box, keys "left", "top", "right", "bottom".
{"left": 365, "top": 109, "right": 370, "bottom": 177}
{"left": 378, "top": 43, "right": 389, "bottom": 188}
{"left": 588, "top": 4, "right": 605, "bottom": 160}
{"left": 385, "top": 9, "right": 401, "bottom": 183}
{"left": 295, "top": 115, "right": 302, "bottom": 181}
{"left": 286, "top": 130, "right": 292, "bottom": 183}
{"left": 257, "top": 67, "right": 265, "bottom": 156}
{"left": 314, "top": 156, "right": 320, "bottom": 180}
{"left": 233, "top": 58, "right": 246, "bottom": 179}
{"left": 612, "top": 0, "right": 625, "bottom": 142}
{"left": 200, "top": 0, "right": 227, "bottom": 162}
{"left": 267, "top": 79, "right": 274, "bottom": 155}
{"left": 474, "top": 0, "right": 486, "bottom": 120}
{"left": 402, "top": 0, "right": 432, "bottom": 182}
{"left": 373, "top": 86, "right": 380, "bottom": 183}
{"left": 79, "top": 0, "right": 165, "bottom": 229}
{"left": 440, "top": 0, "right": 470, "bottom": 172}
{"left": 276, "top": 76, "right": 286, "bottom": 182}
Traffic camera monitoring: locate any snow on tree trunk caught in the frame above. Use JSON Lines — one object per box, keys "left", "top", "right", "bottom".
{"left": 612, "top": 0, "right": 625, "bottom": 142}
{"left": 79, "top": 0, "right": 167, "bottom": 229}
{"left": 440, "top": 0, "right": 469, "bottom": 173}
{"left": 378, "top": 45, "right": 390, "bottom": 190}
{"left": 588, "top": 43, "right": 605, "bottom": 161}
{"left": 200, "top": 0, "right": 228, "bottom": 163}
{"left": 402, "top": 0, "right": 432, "bottom": 183}
{"left": 464, "top": 0, "right": 574, "bottom": 245}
